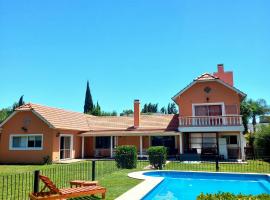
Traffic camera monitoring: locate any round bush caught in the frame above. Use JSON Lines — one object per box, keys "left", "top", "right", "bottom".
{"left": 147, "top": 146, "right": 167, "bottom": 169}
{"left": 115, "top": 145, "right": 137, "bottom": 169}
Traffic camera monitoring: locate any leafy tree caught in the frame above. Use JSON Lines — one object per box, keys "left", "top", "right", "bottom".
{"left": 254, "top": 124, "right": 270, "bottom": 156}
{"left": 83, "top": 81, "right": 94, "bottom": 114}
{"left": 91, "top": 101, "right": 101, "bottom": 116}
{"left": 101, "top": 110, "right": 117, "bottom": 116}
{"left": 0, "top": 107, "right": 13, "bottom": 123}
{"left": 160, "top": 107, "right": 167, "bottom": 114}
{"left": 120, "top": 109, "right": 133, "bottom": 116}
{"left": 90, "top": 101, "right": 117, "bottom": 116}
{"left": 12, "top": 95, "right": 25, "bottom": 110}
{"left": 160, "top": 103, "right": 178, "bottom": 114}
{"left": 141, "top": 103, "right": 158, "bottom": 113}
{"left": 240, "top": 99, "right": 252, "bottom": 133}
{"left": 247, "top": 99, "right": 270, "bottom": 132}
{"left": 167, "top": 103, "right": 178, "bottom": 114}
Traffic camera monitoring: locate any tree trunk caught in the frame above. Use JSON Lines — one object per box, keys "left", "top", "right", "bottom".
{"left": 252, "top": 115, "right": 256, "bottom": 133}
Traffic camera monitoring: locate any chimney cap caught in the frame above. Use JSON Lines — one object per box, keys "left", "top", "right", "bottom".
{"left": 217, "top": 64, "right": 224, "bottom": 66}
{"left": 134, "top": 99, "right": 140, "bottom": 103}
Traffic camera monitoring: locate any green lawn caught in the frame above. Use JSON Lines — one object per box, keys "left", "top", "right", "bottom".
{"left": 0, "top": 160, "right": 269, "bottom": 200}
{"left": 165, "top": 160, "right": 270, "bottom": 173}
{"left": 0, "top": 161, "right": 148, "bottom": 200}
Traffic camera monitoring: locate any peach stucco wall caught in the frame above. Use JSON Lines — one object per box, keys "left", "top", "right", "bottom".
{"left": 0, "top": 111, "right": 82, "bottom": 164}
{"left": 176, "top": 81, "right": 242, "bottom": 116}
{"left": 51, "top": 129, "right": 82, "bottom": 161}
{"left": 118, "top": 136, "right": 140, "bottom": 151}
{"left": 0, "top": 111, "right": 54, "bottom": 164}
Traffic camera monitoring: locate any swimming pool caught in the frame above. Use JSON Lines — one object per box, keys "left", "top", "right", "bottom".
{"left": 142, "top": 171, "right": 270, "bottom": 200}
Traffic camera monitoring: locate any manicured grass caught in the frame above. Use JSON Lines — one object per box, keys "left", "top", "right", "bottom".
{"left": 0, "top": 160, "right": 148, "bottom": 200}
{"left": 0, "top": 164, "right": 57, "bottom": 175}
{"left": 0, "top": 160, "right": 269, "bottom": 199}
{"left": 165, "top": 160, "right": 270, "bottom": 173}
{"left": 73, "top": 169, "right": 144, "bottom": 200}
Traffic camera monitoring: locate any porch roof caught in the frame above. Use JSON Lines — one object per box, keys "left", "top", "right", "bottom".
{"left": 79, "top": 129, "right": 179, "bottom": 137}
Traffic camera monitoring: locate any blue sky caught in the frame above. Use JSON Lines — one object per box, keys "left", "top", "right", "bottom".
{"left": 0, "top": 0, "right": 270, "bottom": 113}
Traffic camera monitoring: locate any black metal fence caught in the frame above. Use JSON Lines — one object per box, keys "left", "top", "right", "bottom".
{"left": 0, "top": 160, "right": 147, "bottom": 200}
{"left": 0, "top": 158, "right": 269, "bottom": 200}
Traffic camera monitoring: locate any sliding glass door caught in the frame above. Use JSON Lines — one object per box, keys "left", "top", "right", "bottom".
{"left": 60, "top": 135, "right": 72, "bottom": 160}
{"left": 195, "top": 105, "right": 222, "bottom": 116}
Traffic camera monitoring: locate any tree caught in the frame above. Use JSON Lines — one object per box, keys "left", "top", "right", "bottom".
{"left": 247, "top": 99, "right": 270, "bottom": 132}
{"left": 0, "top": 107, "right": 12, "bottom": 123}
{"left": 240, "top": 99, "right": 252, "bottom": 133}
{"left": 90, "top": 101, "right": 117, "bottom": 116}
{"left": 120, "top": 109, "right": 133, "bottom": 116}
{"left": 91, "top": 101, "right": 101, "bottom": 116}
{"left": 84, "top": 81, "right": 94, "bottom": 114}
{"left": 167, "top": 103, "right": 178, "bottom": 114}
{"left": 254, "top": 124, "right": 270, "bottom": 156}
{"left": 141, "top": 103, "right": 158, "bottom": 113}
{"left": 18, "top": 95, "right": 24, "bottom": 107}
{"left": 12, "top": 95, "right": 25, "bottom": 110}
{"left": 160, "top": 107, "right": 167, "bottom": 114}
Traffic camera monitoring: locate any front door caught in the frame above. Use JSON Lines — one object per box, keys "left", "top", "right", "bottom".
{"left": 60, "top": 135, "right": 72, "bottom": 160}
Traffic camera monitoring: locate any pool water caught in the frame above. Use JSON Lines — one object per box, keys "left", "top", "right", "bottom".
{"left": 142, "top": 171, "right": 270, "bottom": 200}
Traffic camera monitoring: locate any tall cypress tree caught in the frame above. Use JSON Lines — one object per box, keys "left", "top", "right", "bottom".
{"left": 84, "top": 81, "right": 94, "bottom": 114}
{"left": 18, "top": 95, "right": 24, "bottom": 106}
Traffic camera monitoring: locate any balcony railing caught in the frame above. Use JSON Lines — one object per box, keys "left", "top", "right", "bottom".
{"left": 179, "top": 115, "right": 243, "bottom": 127}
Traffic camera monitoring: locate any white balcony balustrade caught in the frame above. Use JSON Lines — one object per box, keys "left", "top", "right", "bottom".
{"left": 179, "top": 115, "right": 243, "bottom": 127}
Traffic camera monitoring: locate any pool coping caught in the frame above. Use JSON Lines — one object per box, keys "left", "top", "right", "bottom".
{"left": 115, "top": 170, "right": 270, "bottom": 200}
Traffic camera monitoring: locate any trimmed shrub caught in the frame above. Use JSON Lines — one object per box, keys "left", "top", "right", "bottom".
{"left": 147, "top": 146, "right": 167, "bottom": 169}
{"left": 115, "top": 145, "right": 137, "bottom": 169}
{"left": 43, "top": 155, "right": 52, "bottom": 165}
{"left": 197, "top": 192, "right": 270, "bottom": 200}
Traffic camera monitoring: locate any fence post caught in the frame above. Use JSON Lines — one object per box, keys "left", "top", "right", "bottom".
{"left": 34, "top": 170, "right": 40, "bottom": 193}
{"left": 215, "top": 156, "right": 219, "bottom": 172}
{"left": 92, "top": 160, "right": 96, "bottom": 181}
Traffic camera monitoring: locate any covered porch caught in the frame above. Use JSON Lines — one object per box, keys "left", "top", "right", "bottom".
{"left": 180, "top": 132, "right": 245, "bottom": 161}
{"left": 79, "top": 131, "right": 180, "bottom": 159}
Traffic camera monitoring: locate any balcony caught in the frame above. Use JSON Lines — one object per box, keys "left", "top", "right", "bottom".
{"left": 179, "top": 115, "right": 244, "bottom": 132}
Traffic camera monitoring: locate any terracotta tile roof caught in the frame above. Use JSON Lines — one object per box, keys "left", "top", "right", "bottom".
{"left": 15, "top": 103, "right": 179, "bottom": 132}
{"left": 16, "top": 103, "right": 90, "bottom": 131}
{"left": 86, "top": 114, "right": 179, "bottom": 131}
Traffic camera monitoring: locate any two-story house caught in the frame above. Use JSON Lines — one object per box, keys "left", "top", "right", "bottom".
{"left": 0, "top": 64, "right": 246, "bottom": 164}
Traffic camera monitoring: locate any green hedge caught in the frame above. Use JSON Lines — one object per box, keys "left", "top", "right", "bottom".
{"left": 197, "top": 192, "right": 270, "bottom": 200}
{"left": 147, "top": 146, "right": 167, "bottom": 169}
{"left": 115, "top": 145, "right": 137, "bottom": 169}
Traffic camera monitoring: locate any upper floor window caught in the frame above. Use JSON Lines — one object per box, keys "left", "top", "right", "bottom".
{"left": 194, "top": 105, "right": 222, "bottom": 116}
{"left": 225, "top": 104, "right": 238, "bottom": 115}
{"left": 10, "top": 134, "right": 43, "bottom": 150}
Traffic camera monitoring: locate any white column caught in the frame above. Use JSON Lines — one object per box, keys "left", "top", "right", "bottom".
{"left": 179, "top": 134, "right": 183, "bottom": 154}
{"left": 81, "top": 136, "right": 85, "bottom": 159}
{"left": 239, "top": 132, "right": 245, "bottom": 160}
{"left": 139, "top": 136, "right": 143, "bottom": 158}
{"left": 110, "top": 136, "right": 113, "bottom": 158}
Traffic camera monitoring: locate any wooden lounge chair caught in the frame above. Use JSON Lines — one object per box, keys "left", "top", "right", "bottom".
{"left": 29, "top": 175, "right": 106, "bottom": 200}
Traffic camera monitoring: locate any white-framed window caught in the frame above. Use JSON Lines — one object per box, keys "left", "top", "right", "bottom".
{"left": 223, "top": 135, "right": 238, "bottom": 145}
{"left": 9, "top": 134, "right": 43, "bottom": 150}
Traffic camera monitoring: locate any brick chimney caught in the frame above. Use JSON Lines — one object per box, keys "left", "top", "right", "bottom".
{"left": 213, "top": 64, "right": 234, "bottom": 86}
{"left": 134, "top": 100, "right": 140, "bottom": 128}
